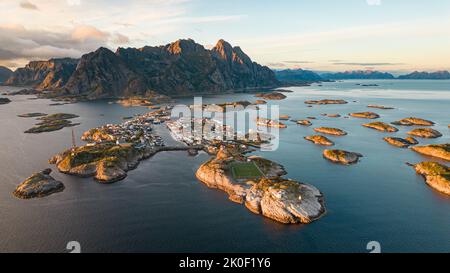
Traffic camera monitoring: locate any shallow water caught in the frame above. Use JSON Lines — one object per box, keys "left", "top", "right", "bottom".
{"left": 0, "top": 80, "right": 449, "bottom": 253}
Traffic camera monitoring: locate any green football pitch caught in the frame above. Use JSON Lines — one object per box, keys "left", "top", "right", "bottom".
{"left": 231, "top": 162, "right": 264, "bottom": 180}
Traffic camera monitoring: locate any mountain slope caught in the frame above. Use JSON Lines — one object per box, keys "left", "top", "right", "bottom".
{"left": 6, "top": 39, "right": 279, "bottom": 99}
{"left": 0, "top": 66, "right": 13, "bottom": 83}
{"left": 5, "top": 58, "right": 78, "bottom": 89}
{"left": 275, "top": 69, "right": 323, "bottom": 82}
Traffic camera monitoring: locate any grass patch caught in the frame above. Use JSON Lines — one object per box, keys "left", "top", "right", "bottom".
{"left": 230, "top": 161, "right": 263, "bottom": 180}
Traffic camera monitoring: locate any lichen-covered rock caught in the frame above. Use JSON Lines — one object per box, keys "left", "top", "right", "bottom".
{"left": 314, "top": 127, "right": 347, "bottom": 136}
{"left": 13, "top": 169, "right": 64, "bottom": 199}
{"left": 384, "top": 137, "right": 418, "bottom": 148}
{"left": 411, "top": 144, "right": 450, "bottom": 161}
{"left": 412, "top": 162, "right": 450, "bottom": 196}
{"left": 323, "top": 150, "right": 362, "bottom": 165}
{"left": 363, "top": 122, "right": 398, "bottom": 132}
{"left": 349, "top": 112, "right": 380, "bottom": 119}
{"left": 392, "top": 117, "right": 435, "bottom": 126}
{"left": 304, "top": 135, "right": 335, "bottom": 146}
{"left": 407, "top": 128, "right": 442, "bottom": 139}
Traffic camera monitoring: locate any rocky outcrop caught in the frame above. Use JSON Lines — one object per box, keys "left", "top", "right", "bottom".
{"left": 412, "top": 162, "right": 450, "bottom": 196}
{"left": 305, "top": 99, "right": 348, "bottom": 105}
{"left": 411, "top": 144, "right": 450, "bottom": 161}
{"left": 392, "top": 117, "right": 435, "bottom": 126}
{"left": 196, "top": 146, "right": 325, "bottom": 224}
{"left": 407, "top": 128, "right": 442, "bottom": 139}
{"left": 255, "top": 92, "right": 287, "bottom": 100}
{"left": 314, "top": 127, "right": 347, "bottom": 136}
{"left": 13, "top": 169, "right": 64, "bottom": 199}
{"left": 323, "top": 150, "right": 362, "bottom": 165}
{"left": 296, "top": 120, "right": 312, "bottom": 126}
{"left": 0, "top": 98, "right": 11, "bottom": 105}
{"left": 384, "top": 137, "right": 418, "bottom": 148}
{"left": 304, "top": 135, "right": 334, "bottom": 146}
{"left": 367, "top": 105, "right": 394, "bottom": 110}
{"left": 5, "top": 58, "right": 78, "bottom": 89}
{"left": 349, "top": 112, "right": 380, "bottom": 119}
{"left": 363, "top": 122, "right": 398, "bottom": 132}
{"left": 24, "top": 113, "right": 80, "bottom": 134}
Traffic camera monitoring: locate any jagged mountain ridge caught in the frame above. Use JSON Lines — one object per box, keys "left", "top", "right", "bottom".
{"left": 398, "top": 71, "right": 450, "bottom": 80}
{"left": 6, "top": 39, "right": 279, "bottom": 98}
{"left": 274, "top": 69, "right": 323, "bottom": 82}
{"left": 321, "top": 70, "right": 395, "bottom": 80}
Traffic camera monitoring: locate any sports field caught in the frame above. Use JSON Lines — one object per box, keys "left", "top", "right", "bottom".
{"left": 230, "top": 162, "right": 264, "bottom": 180}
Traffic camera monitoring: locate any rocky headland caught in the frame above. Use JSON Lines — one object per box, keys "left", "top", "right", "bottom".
{"left": 13, "top": 169, "right": 64, "bottom": 199}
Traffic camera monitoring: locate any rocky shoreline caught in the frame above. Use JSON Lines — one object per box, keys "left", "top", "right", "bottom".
{"left": 13, "top": 169, "right": 64, "bottom": 199}
{"left": 195, "top": 145, "right": 326, "bottom": 224}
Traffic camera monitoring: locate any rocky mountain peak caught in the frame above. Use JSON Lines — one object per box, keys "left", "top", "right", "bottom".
{"left": 166, "top": 39, "right": 205, "bottom": 55}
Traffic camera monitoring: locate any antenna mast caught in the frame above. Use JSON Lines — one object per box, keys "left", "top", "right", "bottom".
{"left": 71, "top": 128, "right": 76, "bottom": 148}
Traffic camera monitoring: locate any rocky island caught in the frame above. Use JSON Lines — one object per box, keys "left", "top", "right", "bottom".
{"left": 314, "top": 127, "right": 347, "bottom": 136}
{"left": 0, "top": 98, "right": 11, "bottom": 104}
{"left": 24, "top": 113, "right": 80, "bottom": 134}
{"left": 13, "top": 169, "right": 64, "bottom": 199}
{"left": 305, "top": 135, "right": 335, "bottom": 146}
{"left": 196, "top": 145, "right": 326, "bottom": 224}
{"left": 367, "top": 105, "right": 395, "bottom": 110}
{"left": 407, "top": 128, "right": 442, "bottom": 139}
{"left": 323, "top": 150, "right": 363, "bottom": 165}
{"left": 305, "top": 99, "right": 348, "bottom": 105}
{"left": 255, "top": 92, "right": 287, "bottom": 100}
{"left": 411, "top": 162, "right": 450, "bottom": 196}
{"left": 392, "top": 117, "right": 435, "bottom": 126}
{"left": 363, "top": 122, "right": 399, "bottom": 132}
{"left": 296, "top": 120, "right": 312, "bottom": 126}
{"left": 384, "top": 137, "right": 418, "bottom": 148}
{"left": 18, "top": 113, "right": 47, "bottom": 118}
{"left": 349, "top": 112, "right": 380, "bottom": 119}
{"left": 411, "top": 144, "right": 450, "bottom": 161}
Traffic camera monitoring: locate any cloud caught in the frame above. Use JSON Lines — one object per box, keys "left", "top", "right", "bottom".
{"left": 19, "top": 1, "right": 38, "bottom": 10}
{"left": 332, "top": 62, "right": 405, "bottom": 66}
{"left": 283, "top": 61, "right": 314, "bottom": 64}
{"left": 266, "top": 62, "right": 287, "bottom": 68}
{"left": 0, "top": 24, "right": 126, "bottom": 68}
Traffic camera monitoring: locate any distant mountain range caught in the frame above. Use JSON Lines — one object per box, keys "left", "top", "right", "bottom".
{"left": 320, "top": 70, "right": 395, "bottom": 80}
{"left": 0, "top": 66, "right": 13, "bottom": 83}
{"left": 274, "top": 69, "right": 323, "bottom": 82}
{"left": 4, "top": 39, "right": 279, "bottom": 99}
{"left": 397, "top": 71, "right": 450, "bottom": 80}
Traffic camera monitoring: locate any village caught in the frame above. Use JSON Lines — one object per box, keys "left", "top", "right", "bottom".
{"left": 81, "top": 106, "right": 174, "bottom": 149}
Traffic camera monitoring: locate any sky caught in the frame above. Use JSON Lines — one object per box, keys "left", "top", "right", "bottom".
{"left": 1, "top": 0, "right": 450, "bottom": 74}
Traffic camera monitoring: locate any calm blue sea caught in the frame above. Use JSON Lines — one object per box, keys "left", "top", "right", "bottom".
{"left": 0, "top": 79, "right": 449, "bottom": 253}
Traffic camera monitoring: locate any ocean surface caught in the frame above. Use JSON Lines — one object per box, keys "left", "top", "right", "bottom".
{"left": 0, "top": 79, "right": 449, "bottom": 253}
